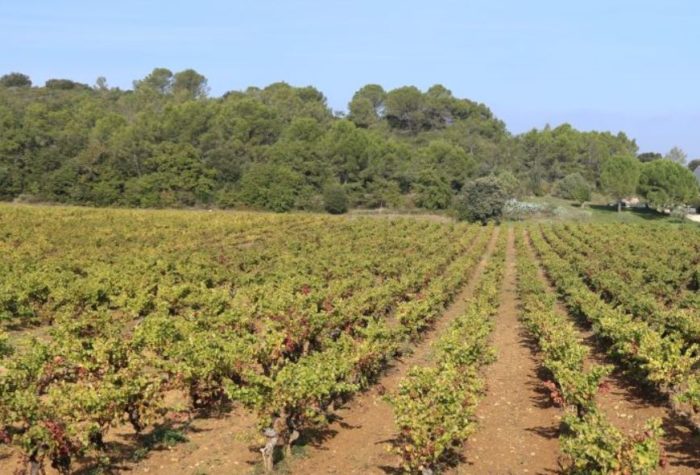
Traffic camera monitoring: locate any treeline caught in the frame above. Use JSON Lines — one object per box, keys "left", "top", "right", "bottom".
{"left": 0, "top": 68, "right": 690, "bottom": 212}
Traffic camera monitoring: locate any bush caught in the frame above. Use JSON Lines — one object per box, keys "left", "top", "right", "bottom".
{"left": 294, "top": 187, "right": 324, "bottom": 212}
{"left": 691, "top": 196, "right": 700, "bottom": 213}
{"left": 497, "top": 171, "right": 525, "bottom": 199}
{"left": 413, "top": 171, "right": 452, "bottom": 210}
{"left": 639, "top": 159, "right": 700, "bottom": 210}
{"left": 0, "top": 72, "right": 32, "bottom": 88}
{"left": 363, "top": 179, "right": 401, "bottom": 209}
{"left": 454, "top": 176, "right": 508, "bottom": 224}
{"left": 239, "top": 163, "right": 302, "bottom": 212}
{"left": 323, "top": 184, "right": 348, "bottom": 214}
{"left": 557, "top": 173, "right": 591, "bottom": 206}
{"left": 502, "top": 199, "right": 553, "bottom": 221}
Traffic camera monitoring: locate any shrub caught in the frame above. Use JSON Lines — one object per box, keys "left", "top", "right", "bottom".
{"left": 323, "top": 184, "right": 349, "bottom": 214}
{"left": 413, "top": 171, "right": 452, "bottom": 210}
{"left": 0, "top": 72, "right": 32, "bottom": 88}
{"left": 497, "top": 171, "right": 525, "bottom": 199}
{"left": 557, "top": 173, "right": 591, "bottom": 206}
{"left": 239, "top": 163, "right": 302, "bottom": 212}
{"left": 502, "top": 199, "right": 552, "bottom": 221}
{"left": 454, "top": 176, "right": 508, "bottom": 224}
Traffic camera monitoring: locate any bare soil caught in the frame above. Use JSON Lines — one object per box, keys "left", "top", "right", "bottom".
{"left": 579, "top": 329, "right": 700, "bottom": 474}
{"left": 122, "top": 407, "right": 261, "bottom": 475}
{"left": 0, "top": 407, "right": 262, "bottom": 475}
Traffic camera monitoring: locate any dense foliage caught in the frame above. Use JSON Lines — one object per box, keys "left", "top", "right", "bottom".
{"left": 0, "top": 69, "right": 648, "bottom": 211}
{"left": 556, "top": 172, "right": 591, "bottom": 206}
{"left": 600, "top": 154, "right": 641, "bottom": 211}
{"left": 517, "top": 124, "right": 638, "bottom": 196}
{"left": 638, "top": 159, "right": 700, "bottom": 210}
{"left": 322, "top": 184, "right": 348, "bottom": 214}
{"left": 454, "top": 176, "right": 508, "bottom": 223}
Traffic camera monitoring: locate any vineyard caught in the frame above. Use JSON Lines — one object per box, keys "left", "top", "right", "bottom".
{"left": 0, "top": 204, "right": 698, "bottom": 474}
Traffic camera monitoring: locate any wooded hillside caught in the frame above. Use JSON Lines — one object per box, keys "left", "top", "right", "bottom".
{"left": 0, "top": 69, "right": 646, "bottom": 211}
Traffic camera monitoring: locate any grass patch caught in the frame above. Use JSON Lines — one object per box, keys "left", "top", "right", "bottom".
{"left": 524, "top": 195, "right": 697, "bottom": 226}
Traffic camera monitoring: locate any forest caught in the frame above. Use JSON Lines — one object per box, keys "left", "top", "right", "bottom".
{"left": 4, "top": 68, "right": 697, "bottom": 214}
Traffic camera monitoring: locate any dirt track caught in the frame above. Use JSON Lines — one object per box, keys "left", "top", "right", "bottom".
{"left": 458, "top": 228, "right": 561, "bottom": 474}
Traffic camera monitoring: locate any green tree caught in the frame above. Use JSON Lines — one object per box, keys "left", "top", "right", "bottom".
{"left": 270, "top": 117, "right": 329, "bottom": 189}
{"left": 413, "top": 171, "right": 452, "bottom": 210}
{"left": 45, "top": 79, "right": 89, "bottom": 90}
{"left": 600, "top": 155, "right": 641, "bottom": 212}
{"left": 638, "top": 159, "right": 700, "bottom": 210}
{"left": 422, "top": 84, "right": 454, "bottom": 129}
{"left": 496, "top": 170, "right": 524, "bottom": 199}
{"left": 348, "top": 84, "right": 385, "bottom": 128}
{"left": 123, "top": 143, "right": 215, "bottom": 207}
{"left": 172, "top": 69, "right": 208, "bottom": 100}
{"left": 454, "top": 176, "right": 508, "bottom": 224}
{"left": 515, "top": 125, "right": 638, "bottom": 191}
{"left": 558, "top": 173, "right": 591, "bottom": 206}
{"left": 0, "top": 70, "right": 660, "bottom": 213}
{"left": 323, "top": 184, "right": 348, "bottom": 214}
{"left": 0, "top": 72, "right": 32, "bottom": 88}
{"left": 133, "top": 67, "right": 174, "bottom": 95}
{"left": 384, "top": 86, "right": 424, "bottom": 132}
{"left": 364, "top": 179, "right": 401, "bottom": 208}
{"left": 257, "top": 82, "right": 331, "bottom": 123}
{"left": 238, "top": 163, "right": 302, "bottom": 212}
{"left": 94, "top": 76, "right": 109, "bottom": 91}
{"left": 687, "top": 159, "right": 700, "bottom": 172}
{"left": 322, "top": 120, "right": 369, "bottom": 184}
{"left": 214, "top": 95, "right": 282, "bottom": 146}
{"left": 420, "top": 140, "right": 475, "bottom": 190}
{"left": 637, "top": 152, "right": 662, "bottom": 162}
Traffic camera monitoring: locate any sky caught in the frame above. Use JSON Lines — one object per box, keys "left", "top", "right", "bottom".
{"left": 2, "top": 1, "right": 699, "bottom": 157}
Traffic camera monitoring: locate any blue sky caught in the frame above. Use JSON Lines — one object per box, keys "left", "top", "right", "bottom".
{"left": 2, "top": 1, "right": 699, "bottom": 157}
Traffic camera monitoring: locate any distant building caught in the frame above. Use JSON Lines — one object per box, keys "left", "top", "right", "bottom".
{"left": 695, "top": 167, "right": 700, "bottom": 183}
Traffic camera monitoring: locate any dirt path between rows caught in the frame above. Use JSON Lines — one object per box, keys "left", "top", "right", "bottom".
{"left": 524, "top": 230, "right": 700, "bottom": 474}
{"left": 457, "top": 227, "right": 561, "bottom": 475}
{"left": 578, "top": 330, "right": 700, "bottom": 474}
{"left": 284, "top": 227, "right": 501, "bottom": 475}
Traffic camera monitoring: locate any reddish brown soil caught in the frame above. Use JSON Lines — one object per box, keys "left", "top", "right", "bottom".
{"left": 0, "top": 407, "right": 261, "bottom": 475}
{"left": 282, "top": 227, "right": 501, "bottom": 475}
{"left": 458, "top": 228, "right": 561, "bottom": 475}
{"left": 524, "top": 231, "right": 700, "bottom": 474}
{"left": 579, "top": 329, "right": 700, "bottom": 474}
{"left": 123, "top": 407, "right": 260, "bottom": 475}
